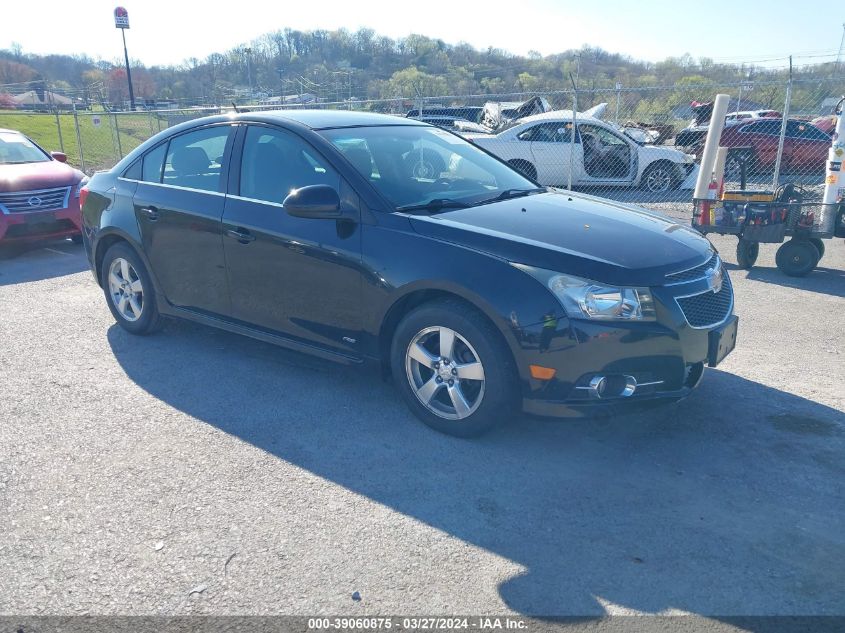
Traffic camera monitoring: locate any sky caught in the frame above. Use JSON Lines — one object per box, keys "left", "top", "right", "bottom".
{"left": 3, "top": 0, "right": 842, "bottom": 70}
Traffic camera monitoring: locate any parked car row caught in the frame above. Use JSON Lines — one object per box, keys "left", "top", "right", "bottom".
{"left": 720, "top": 118, "right": 830, "bottom": 179}
{"left": 406, "top": 101, "right": 696, "bottom": 193}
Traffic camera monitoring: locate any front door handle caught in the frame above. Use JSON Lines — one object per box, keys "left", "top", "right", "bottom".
{"left": 225, "top": 227, "right": 256, "bottom": 244}
{"left": 139, "top": 206, "right": 158, "bottom": 221}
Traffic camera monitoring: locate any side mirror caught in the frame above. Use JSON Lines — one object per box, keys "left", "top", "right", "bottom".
{"left": 51, "top": 151, "right": 67, "bottom": 163}
{"left": 283, "top": 184, "right": 342, "bottom": 219}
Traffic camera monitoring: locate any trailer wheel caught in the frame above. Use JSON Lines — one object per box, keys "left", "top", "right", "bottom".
{"left": 736, "top": 238, "right": 759, "bottom": 269}
{"left": 775, "top": 239, "right": 819, "bottom": 277}
{"left": 809, "top": 238, "right": 825, "bottom": 261}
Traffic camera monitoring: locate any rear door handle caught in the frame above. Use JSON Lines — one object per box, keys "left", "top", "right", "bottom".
{"left": 225, "top": 227, "right": 256, "bottom": 244}
{"left": 139, "top": 206, "right": 158, "bottom": 221}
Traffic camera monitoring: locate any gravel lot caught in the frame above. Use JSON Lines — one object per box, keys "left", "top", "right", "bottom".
{"left": 1, "top": 228, "right": 843, "bottom": 619}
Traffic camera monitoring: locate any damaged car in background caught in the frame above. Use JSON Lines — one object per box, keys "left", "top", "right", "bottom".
{"left": 466, "top": 109, "right": 698, "bottom": 192}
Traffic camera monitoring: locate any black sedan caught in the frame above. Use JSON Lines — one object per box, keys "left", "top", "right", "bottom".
{"left": 80, "top": 110, "right": 737, "bottom": 437}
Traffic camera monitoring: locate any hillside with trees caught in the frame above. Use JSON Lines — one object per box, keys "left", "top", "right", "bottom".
{"left": 1, "top": 28, "right": 841, "bottom": 117}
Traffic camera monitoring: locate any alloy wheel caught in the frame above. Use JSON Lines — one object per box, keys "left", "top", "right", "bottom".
{"left": 107, "top": 257, "right": 144, "bottom": 322}
{"left": 405, "top": 326, "right": 486, "bottom": 420}
{"left": 645, "top": 166, "right": 672, "bottom": 192}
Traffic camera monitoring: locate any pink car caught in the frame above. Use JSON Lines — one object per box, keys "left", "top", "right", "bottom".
{"left": 0, "top": 129, "right": 86, "bottom": 244}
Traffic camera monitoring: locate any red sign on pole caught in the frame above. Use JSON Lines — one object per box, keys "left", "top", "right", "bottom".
{"left": 114, "top": 6, "right": 129, "bottom": 29}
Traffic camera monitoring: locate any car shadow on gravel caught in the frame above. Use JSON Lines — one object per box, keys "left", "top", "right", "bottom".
{"left": 724, "top": 263, "right": 845, "bottom": 299}
{"left": 0, "top": 240, "right": 88, "bottom": 285}
{"left": 108, "top": 320, "right": 845, "bottom": 621}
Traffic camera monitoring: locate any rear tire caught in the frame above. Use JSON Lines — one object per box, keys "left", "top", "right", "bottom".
{"left": 775, "top": 239, "right": 819, "bottom": 277}
{"left": 390, "top": 299, "right": 519, "bottom": 437}
{"left": 100, "top": 242, "right": 163, "bottom": 335}
{"left": 809, "top": 238, "right": 825, "bottom": 261}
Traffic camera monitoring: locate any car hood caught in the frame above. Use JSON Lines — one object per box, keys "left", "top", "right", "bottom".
{"left": 0, "top": 160, "right": 84, "bottom": 193}
{"left": 639, "top": 145, "right": 690, "bottom": 163}
{"left": 408, "top": 191, "right": 713, "bottom": 286}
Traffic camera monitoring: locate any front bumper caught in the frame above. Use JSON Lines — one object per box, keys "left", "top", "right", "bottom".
{"left": 515, "top": 271, "right": 736, "bottom": 418}
{"left": 679, "top": 162, "right": 699, "bottom": 190}
{"left": 0, "top": 205, "right": 82, "bottom": 242}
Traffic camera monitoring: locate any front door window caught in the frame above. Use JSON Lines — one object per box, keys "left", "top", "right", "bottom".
{"left": 579, "top": 124, "right": 631, "bottom": 179}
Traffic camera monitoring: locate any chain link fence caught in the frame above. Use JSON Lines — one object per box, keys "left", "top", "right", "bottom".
{"left": 0, "top": 107, "right": 222, "bottom": 174}
{"left": 2, "top": 78, "right": 841, "bottom": 216}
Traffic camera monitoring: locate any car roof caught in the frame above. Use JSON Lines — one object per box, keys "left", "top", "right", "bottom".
{"left": 239, "top": 109, "right": 427, "bottom": 130}
{"left": 0, "top": 128, "right": 25, "bottom": 135}
{"left": 514, "top": 109, "right": 599, "bottom": 124}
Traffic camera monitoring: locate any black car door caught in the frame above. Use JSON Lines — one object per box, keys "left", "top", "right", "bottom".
{"left": 221, "top": 124, "right": 364, "bottom": 356}
{"left": 132, "top": 123, "right": 235, "bottom": 315}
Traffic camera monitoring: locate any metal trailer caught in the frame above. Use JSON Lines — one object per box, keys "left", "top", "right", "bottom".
{"left": 692, "top": 186, "right": 844, "bottom": 276}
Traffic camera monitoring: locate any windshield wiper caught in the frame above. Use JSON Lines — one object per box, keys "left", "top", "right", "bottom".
{"left": 474, "top": 187, "right": 547, "bottom": 206}
{"left": 396, "top": 198, "right": 472, "bottom": 213}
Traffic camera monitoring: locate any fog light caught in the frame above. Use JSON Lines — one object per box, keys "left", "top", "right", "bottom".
{"left": 589, "top": 375, "right": 608, "bottom": 398}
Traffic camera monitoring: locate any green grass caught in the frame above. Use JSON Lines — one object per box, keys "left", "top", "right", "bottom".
{"left": 0, "top": 111, "right": 165, "bottom": 173}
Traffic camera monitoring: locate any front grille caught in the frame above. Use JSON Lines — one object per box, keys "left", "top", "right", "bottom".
{"left": 665, "top": 253, "right": 719, "bottom": 284}
{"left": 0, "top": 186, "right": 71, "bottom": 213}
{"left": 675, "top": 273, "right": 733, "bottom": 328}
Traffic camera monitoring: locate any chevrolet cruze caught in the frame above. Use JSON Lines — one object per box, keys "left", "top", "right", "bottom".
{"left": 80, "top": 110, "right": 737, "bottom": 437}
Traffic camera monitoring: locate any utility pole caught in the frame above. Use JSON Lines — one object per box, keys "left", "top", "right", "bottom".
{"left": 245, "top": 47, "right": 253, "bottom": 100}
{"left": 276, "top": 68, "right": 284, "bottom": 105}
{"left": 837, "top": 23, "right": 845, "bottom": 73}
{"left": 113, "top": 7, "right": 135, "bottom": 111}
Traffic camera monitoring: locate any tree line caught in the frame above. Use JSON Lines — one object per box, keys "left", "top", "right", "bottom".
{"left": 1, "top": 28, "right": 842, "bottom": 118}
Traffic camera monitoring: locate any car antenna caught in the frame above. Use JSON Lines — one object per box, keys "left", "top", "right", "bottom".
{"left": 231, "top": 101, "right": 240, "bottom": 113}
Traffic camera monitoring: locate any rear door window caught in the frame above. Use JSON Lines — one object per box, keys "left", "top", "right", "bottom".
{"left": 141, "top": 143, "right": 167, "bottom": 183}
{"left": 162, "top": 126, "right": 231, "bottom": 192}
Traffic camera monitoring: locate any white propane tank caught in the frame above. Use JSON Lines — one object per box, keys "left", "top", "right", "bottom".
{"left": 822, "top": 97, "right": 845, "bottom": 206}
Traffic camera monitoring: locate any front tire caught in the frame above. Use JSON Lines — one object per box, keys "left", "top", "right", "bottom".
{"left": 736, "top": 238, "right": 759, "bottom": 269}
{"left": 390, "top": 299, "right": 518, "bottom": 437}
{"left": 101, "top": 242, "right": 162, "bottom": 335}
{"left": 641, "top": 162, "right": 678, "bottom": 193}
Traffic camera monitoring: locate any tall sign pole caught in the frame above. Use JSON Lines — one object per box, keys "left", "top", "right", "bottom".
{"left": 114, "top": 7, "right": 135, "bottom": 111}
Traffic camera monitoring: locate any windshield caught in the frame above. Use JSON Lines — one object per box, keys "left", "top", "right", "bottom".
{"left": 319, "top": 124, "right": 537, "bottom": 210}
{"left": 621, "top": 127, "right": 648, "bottom": 145}
{"left": 0, "top": 131, "right": 50, "bottom": 164}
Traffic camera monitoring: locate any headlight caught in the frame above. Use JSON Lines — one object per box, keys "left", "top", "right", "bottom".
{"left": 513, "top": 264, "right": 656, "bottom": 321}
{"left": 74, "top": 176, "right": 90, "bottom": 198}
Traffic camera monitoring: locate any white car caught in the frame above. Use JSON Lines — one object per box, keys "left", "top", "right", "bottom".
{"left": 465, "top": 110, "right": 697, "bottom": 193}
{"left": 724, "top": 109, "right": 780, "bottom": 123}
